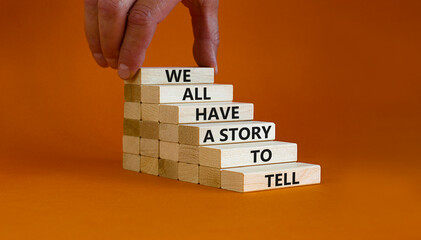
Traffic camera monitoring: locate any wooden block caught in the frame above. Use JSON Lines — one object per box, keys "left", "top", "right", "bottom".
{"left": 179, "top": 121, "right": 275, "bottom": 146}
{"left": 140, "top": 156, "right": 158, "bottom": 176}
{"left": 124, "top": 84, "right": 141, "bottom": 102}
{"left": 140, "top": 138, "right": 159, "bottom": 158}
{"left": 179, "top": 144, "right": 199, "bottom": 164}
{"left": 159, "top": 102, "right": 254, "bottom": 124}
{"left": 140, "top": 121, "right": 159, "bottom": 139}
{"left": 158, "top": 159, "right": 178, "bottom": 180}
{"left": 123, "top": 118, "right": 141, "bottom": 137}
{"left": 200, "top": 141, "right": 297, "bottom": 168}
{"left": 159, "top": 141, "right": 179, "bottom": 161}
{"left": 124, "top": 102, "right": 141, "bottom": 120}
{"left": 178, "top": 163, "right": 199, "bottom": 184}
{"left": 159, "top": 123, "right": 179, "bottom": 142}
{"left": 141, "top": 84, "right": 233, "bottom": 104}
{"left": 122, "top": 135, "right": 140, "bottom": 154}
{"left": 125, "top": 67, "right": 214, "bottom": 85}
{"left": 199, "top": 166, "right": 221, "bottom": 188}
{"left": 123, "top": 153, "right": 141, "bottom": 172}
{"left": 142, "top": 103, "right": 159, "bottom": 121}
{"left": 221, "top": 162, "right": 321, "bottom": 192}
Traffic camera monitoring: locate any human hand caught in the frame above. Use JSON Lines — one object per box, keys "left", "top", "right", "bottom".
{"left": 84, "top": 0, "right": 219, "bottom": 79}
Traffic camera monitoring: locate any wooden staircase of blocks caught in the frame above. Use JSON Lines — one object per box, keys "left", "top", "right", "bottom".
{"left": 122, "top": 67, "right": 321, "bottom": 192}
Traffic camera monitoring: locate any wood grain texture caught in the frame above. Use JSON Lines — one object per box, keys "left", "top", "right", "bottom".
{"left": 178, "top": 163, "right": 199, "bottom": 184}
{"left": 124, "top": 84, "right": 141, "bottom": 102}
{"left": 159, "top": 102, "right": 254, "bottom": 124}
{"left": 141, "top": 84, "right": 233, "bottom": 104}
{"left": 125, "top": 67, "right": 214, "bottom": 85}
{"left": 140, "top": 138, "right": 159, "bottom": 158}
{"left": 221, "top": 162, "right": 321, "bottom": 192}
{"left": 159, "top": 141, "right": 179, "bottom": 161}
{"left": 141, "top": 103, "right": 159, "bottom": 122}
{"left": 158, "top": 159, "right": 178, "bottom": 180}
{"left": 179, "top": 144, "right": 199, "bottom": 164}
{"left": 122, "top": 135, "right": 140, "bottom": 154}
{"left": 159, "top": 123, "right": 178, "bottom": 142}
{"left": 179, "top": 121, "right": 275, "bottom": 146}
{"left": 140, "top": 156, "right": 158, "bottom": 176}
{"left": 199, "top": 141, "right": 297, "bottom": 168}
{"left": 199, "top": 166, "right": 221, "bottom": 188}
{"left": 123, "top": 119, "right": 141, "bottom": 137}
{"left": 124, "top": 102, "right": 141, "bottom": 120}
{"left": 140, "top": 121, "right": 159, "bottom": 139}
{"left": 122, "top": 153, "right": 141, "bottom": 172}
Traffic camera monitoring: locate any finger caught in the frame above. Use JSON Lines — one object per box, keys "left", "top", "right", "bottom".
{"left": 183, "top": 0, "right": 219, "bottom": 73}
{"left": 84, "top": 0, "right": 108, "bottom": 67}
{"left": 97, "top": 0, "right": 136, "bottom": 69}
{"left": 118, "top": 0, "right": 180, "bottom": 79}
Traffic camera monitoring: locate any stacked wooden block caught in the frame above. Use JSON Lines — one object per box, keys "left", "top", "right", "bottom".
{"left": 123, "top": 67, "right": 321, "bottom": 192}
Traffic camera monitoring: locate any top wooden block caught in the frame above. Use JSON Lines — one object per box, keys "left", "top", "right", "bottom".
{"left": 124, "top": 67, "right": 214, "bottom": 85}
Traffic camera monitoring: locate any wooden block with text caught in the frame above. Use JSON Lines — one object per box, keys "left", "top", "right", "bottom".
{"left": 179, "top": 121, "right": 275, "bottom": 146}
{"left": 123, "top": 153, "right": 141, "bottom": 172}
{"left": 199, "top": 166, "right": 221, "bottom": 188}
{"left": 124, "top": 84, "right": 141, "bottom": 102}
{"left": 142, "top": 103, "right": 159, "bottom": 122}
{"left": 125, "top": 67, "right": 214, "bottom": 85}
{"left": 159, "top": 141, "right": 179, "bottom": 161}
{"left": 221, "top": 162, "right": 321, "bottom": 192}
{"left": 178, "top": 163, "right": 199, "bottom": 184}
{"left": 158, "top": 159, "right": 178, "bottom": 180}
{"left": 124, "top": 102, "right": 141, "bottom": 120}
{"left": 140, "top": 138, "right": 159, "bottom": 158}
{"left": 159, "top": 123, "right": 178, "bottom": 142}
{"left": 122, "top": 135, "right": 140, "bottom": 154}
{"left": 159, "top": 102, "right": 254, "bottom": 124}
{"left": 200, "top": 141, "right": 297, "bottom": 168}
{"left": 140, "top": 121, "right": 159, "bottom": 139}
{"left": 140, "top": 156, "right": 158, "bottom": 176}
{"left": 141, "top": 84, "right": 233, "bottom": 104}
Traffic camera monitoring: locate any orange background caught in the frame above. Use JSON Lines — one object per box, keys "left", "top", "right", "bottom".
{"left": 1, "top": 0, "right": 420, "bottom": 239}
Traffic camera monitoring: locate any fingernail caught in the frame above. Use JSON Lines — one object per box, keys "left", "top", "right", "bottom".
{"left": 93, "top": 53, "right": 108, "bottom": 68}
{"left": 106, "top": 58, "right": 118, "bottom": 69}
{"left": 118, "top": 64, "right": 131, "bottom": 79}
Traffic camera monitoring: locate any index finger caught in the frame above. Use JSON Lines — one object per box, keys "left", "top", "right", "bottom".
{"left": 118, "top": 0, "right": 180, "bottom": 79}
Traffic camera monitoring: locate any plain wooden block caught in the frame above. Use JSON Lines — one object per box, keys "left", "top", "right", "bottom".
{"left": 124, "top": 102, "right": 141, "bottom": 120}
{"left": 179, "top": 121, "right": 275, "bottom": 146}
{"left": 125, "top": 67, "right": 214, "bottom": 85}
{"left": 199, "top": 166, "right": 221, "bottom": 188}
{"left": 178, "top": 163, "right": 199, "bottom": 184}
{"left": 140, "top": 138, "right": 159, "bottom": 158}
{"left": 140, "top": 121, "right": 159, "bottom": 139}
{"left": 123, "top": 118, "right": 141, "bottom": 137}
{"left": 124, "top": 84, "right": 141, "bottom": 102}
{"left": 122, "top": 135, "right": 140, "bottom": 154}
{"left": 221, "top": 162, "right": 321, "bottom": 192}
{"left": 159, "top": 141, "right": 179, "bottom": 161}
{"left": 142, "top": 103, "right": 159, "bottom": 121}
{"left": 159, "top": 123, "right": 179, "bottom": 142}
{"left": 158, "top": 159, "right": 178, "bottom": 180}
{"left": 123, "top": 153, "right": 141, "bottom": 172}
{"left": 179, "top": 144, "right": 199, "bottom": 164}
{"left": 141, "top": 84, "right": 233, "bottom": 104}
{"left": 140, "top": 156, "right": 158, "bottom": 176}
{"left": 159, "top": 102, "right": 254, "bottom": 124}
{"left": 200, "top": 141, "right": 297, "bottom": 168}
